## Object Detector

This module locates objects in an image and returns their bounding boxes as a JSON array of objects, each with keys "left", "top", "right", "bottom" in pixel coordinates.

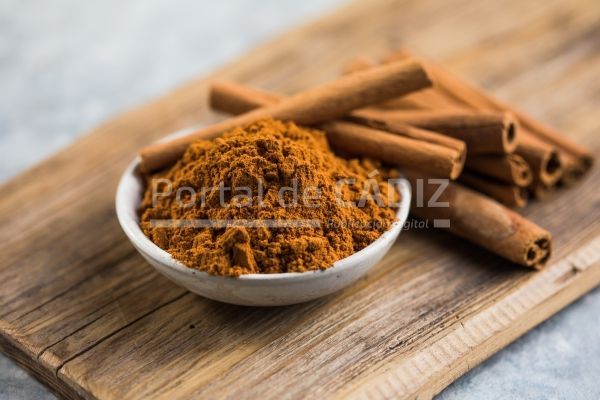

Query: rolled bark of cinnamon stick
[
  {"left": 378, "top": 51, "right": 587, "bottom": 188},
  {"left": 397, "top": 80, "right": 560, "bottom": 187},
  {"left": 209, "top": 82, "right": 282, "bottom": 116},
  {"left": 517, "top": 134, "right": 562, "bottom": 186},
  {"left": 417, "top": 64, "right": 564, "bottom": 186},
  {"left": 140, "top": 58, "right": 432, "bottom": 172},
  {"left": 465, "top": 154, "right": 533, "bottom": 187},
  {"left": 322, "top": 122, "right": 465, "bottom": 179},
  {"left": 348, "top": 114, "right": 466, "bottom": 154},
  {"left": 343, "top": 58, "right": 461, "bottom": 110},
  {"left": 352, "top": 108, "right": 518, "bottom": 155},
  {"left": 459, "top": 171, "right": 528, "bottom": 208},
  {"left": 406, "top": 172, "right": 551, "bottom": 269},
  {"left": 209, "top": 81, "right": 465, "bottom": 179},
  {"left": 381, "top": 88, "right": 464, "bottom": 110},
  {"left": 353, "top": 55, "right": 556, "bottom": 186},
  {"left": 523, "top": 124, "right": 590, "bottom": 186},
  {"left": 210, "top": 80, "right": 467, "bottom": 155},
  {"left": 422, "top": 58, "right": 592, "bottom": 182}
]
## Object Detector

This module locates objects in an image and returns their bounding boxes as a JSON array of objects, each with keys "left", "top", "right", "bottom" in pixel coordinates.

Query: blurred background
[{"left": 0, "top": 0, "right": 598, "bottom": 399}]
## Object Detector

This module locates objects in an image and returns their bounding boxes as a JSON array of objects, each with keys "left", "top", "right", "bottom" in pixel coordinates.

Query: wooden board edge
[
  {"left": 423, "top": 257, "right": 600, "bottom": 399},
  {"left": 0, "top": 320, "right": 85, "bottom": 400},
  {"left": 4, "top": 240, "right": 599, "bottom": 400},
  {"left": 341, "top": 235, "right": 600, "bottom": 399}
]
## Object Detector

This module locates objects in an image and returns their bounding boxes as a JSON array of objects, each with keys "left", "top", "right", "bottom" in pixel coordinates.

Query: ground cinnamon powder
[{"left": 140, "top": 119, "right": 400, "bottom": 276}]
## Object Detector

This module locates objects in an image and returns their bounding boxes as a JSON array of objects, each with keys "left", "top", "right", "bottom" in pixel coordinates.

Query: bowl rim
[{"left": 115, "top": 132, "right": 412, "bottom": 283}]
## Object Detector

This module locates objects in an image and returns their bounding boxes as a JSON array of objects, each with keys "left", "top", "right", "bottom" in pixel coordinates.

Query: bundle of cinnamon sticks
[
  {"left": 348, "top": 51, "right": 593, "bottom": 203},
  {"left": 138, "top": 54, "right": 593, "bottom": 270}
]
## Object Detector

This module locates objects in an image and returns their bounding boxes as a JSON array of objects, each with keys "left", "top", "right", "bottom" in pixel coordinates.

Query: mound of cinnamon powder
[{"left": 139, "top": 119, "right": 400, "bottom": 276}]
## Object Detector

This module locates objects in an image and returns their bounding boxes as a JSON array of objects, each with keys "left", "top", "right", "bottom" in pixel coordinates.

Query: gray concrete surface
[{"left": 0, "top": 1, "right": 598, "bottom": 399}]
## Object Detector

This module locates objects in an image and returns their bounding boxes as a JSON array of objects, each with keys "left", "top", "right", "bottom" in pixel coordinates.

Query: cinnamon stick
[
  {"left": 209, "top": 82, "right": 281, "bottom": 116},
  {"left": 459, "top": 171, "right": 528, "bottom": 208},
  {"left": 422, "top": 58, "right": 592, "bottom": 182},
  {"left": 517, "top": 134, "right": 562, "bottom": 186},
  {"left": 209, "top": 80, "right": 466, "bottom": 155},
  {"left": 465, "top": 154, "right": 533, "bottom": 187},
  {"left": 406, "top": 75, "right": 564, "bottom": 186},
  {"left": 419, "top": 71, "right": 563, "bottom": 186},
  {"left": 406, "top": 172, "right": 551, "bottom": 269},
  {"left": 396, "top": 87, "right": 560, "bottom": 186},
  {"left": 403, "top": 87, "right": 560, "bottom": 186},
  {"left": 210, "top": 81, "right": 465, "bottom": 179},
  {"left": 347, "top": 114, "right": 466, "bottom": 154},
  {"left": 379, "top": 51, "right": 578, "bottom": 187},
  {"left": 322, "top": 122, "right": 465, "bottom": 179},
  {"left": 343, "top": 57, "right": 460, "bottom": 110},
  {"left": 379, "top": 88, "right": 462, "bottom": 110},
  {"left": 352, "top": 108, "right": 518, "bottom": 155},
  {"left": 139, "top": 58, "right": 432, "bottom": 172}
]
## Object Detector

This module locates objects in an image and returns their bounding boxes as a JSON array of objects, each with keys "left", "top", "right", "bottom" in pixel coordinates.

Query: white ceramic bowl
[{"left": 116, "top": 130, "right": 411, "bottom": 306}]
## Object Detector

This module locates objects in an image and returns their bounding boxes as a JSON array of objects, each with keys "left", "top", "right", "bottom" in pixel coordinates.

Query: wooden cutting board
[{"left": 1, "top": 0, "right": 599, "bottom": 398}]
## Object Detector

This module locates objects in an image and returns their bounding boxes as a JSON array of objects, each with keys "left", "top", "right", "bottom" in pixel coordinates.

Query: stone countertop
[{"left": 0, "top": 0, "right": 598, "bottom": 398}]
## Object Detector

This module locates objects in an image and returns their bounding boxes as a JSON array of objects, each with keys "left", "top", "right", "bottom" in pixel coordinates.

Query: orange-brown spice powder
[{"left": 140, "top": 119, "right": 399, "bottom": 276}]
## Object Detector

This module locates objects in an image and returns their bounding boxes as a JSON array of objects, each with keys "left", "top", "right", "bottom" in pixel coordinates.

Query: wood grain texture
[{"left": 1, "top": 0, "right": 599, "bottom": 398}]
